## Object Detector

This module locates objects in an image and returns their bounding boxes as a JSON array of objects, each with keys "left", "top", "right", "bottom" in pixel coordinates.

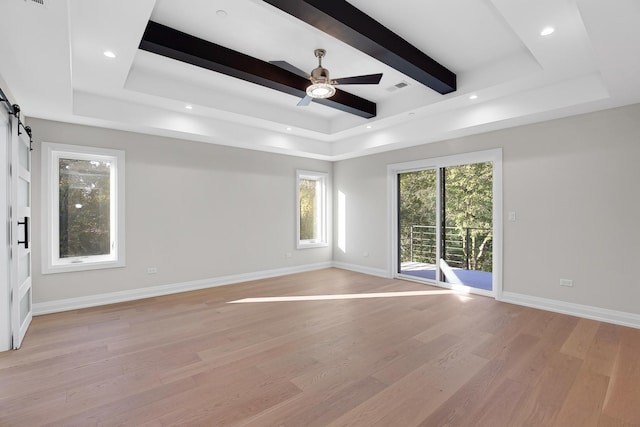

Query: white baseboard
[
  {"left": 33, "top": 262, "right": 333, "bottom": 316},
  {"left": 331, "top": 261, "right": 392, "bottom": 279},
  {"left": 501, "top": 291, "right": 640, "bottom": 329}
]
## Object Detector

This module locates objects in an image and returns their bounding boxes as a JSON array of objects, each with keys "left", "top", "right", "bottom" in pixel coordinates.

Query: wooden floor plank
[
  {"left": 510, "top": 351, "right": 583, "bottom": 426},
  {"left": 464, "top": 378, "right": 532, "bottom": 427},
  {"left": 602, "top": 327, "right": 640, "bottom": 425},
  {"left": 560, "top": 317, "right": 601, "bottom": 360},
  {"left": 0, "top": 268, "right": 638, "bottom": 426},
  {"left": 553, "top": 368, "right": 610, "bottom": 427},
  {"left": 584, "top": 322, "right": 621, "bottom": 377}
]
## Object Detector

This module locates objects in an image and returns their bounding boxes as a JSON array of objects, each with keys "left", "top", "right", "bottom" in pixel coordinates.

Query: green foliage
[
  {"left": 299, "top": 179, "right": 317, "bottom": 240},
  {"left": 59, "top": 158, "right": 111, "bottom": 258},
  {"left": 443, "top": 163, "right": 493, "bottom": 230},
  {"left": 399, "top": 170, "right": 437, "bottom": 264},
  {"left": 399, "top": 162, "right": 493, "bottom": 272},
  {"left": 444, "top": 163, "right": 493, "bottom": 271}
]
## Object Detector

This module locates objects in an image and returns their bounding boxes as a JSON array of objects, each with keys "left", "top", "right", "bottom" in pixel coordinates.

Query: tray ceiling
[{"left": 0, "top": 0, "right": 639, "bottom": 160}]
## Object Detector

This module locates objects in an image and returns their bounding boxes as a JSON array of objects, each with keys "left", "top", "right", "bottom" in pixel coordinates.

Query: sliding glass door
[
  {"left": 394, "top": 151, "right": 500, "bottom": 295},
  {"left": 398, "top": 169, "right": 438, "bottom": 281},
  {"left": 440, "top": 162, "right": 493, "bottom": 291}
]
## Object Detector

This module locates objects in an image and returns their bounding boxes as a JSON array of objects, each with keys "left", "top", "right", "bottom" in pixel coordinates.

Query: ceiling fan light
[{"left": 306, "top": 83, "right": 336, "bottom": 99}]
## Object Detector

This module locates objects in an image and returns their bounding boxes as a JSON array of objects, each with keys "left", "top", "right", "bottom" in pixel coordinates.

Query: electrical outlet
[
  {"left": 560, "top": 279, "right": 573, "bottom": 287},
  {"left": 147, "top": 267, "right": 158, "bottom": 274},
  {"left": 508, "top": 211, "right": 517, "bottom": 221},
  {"left": 285, "top": 252, "right": 292, "bottom": 258}
]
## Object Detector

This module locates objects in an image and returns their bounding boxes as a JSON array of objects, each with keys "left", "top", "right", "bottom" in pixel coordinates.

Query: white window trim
[
  {"left": 41, "top": 142, "right": 125, "bottom": 274},
  {"left": 296, "top": 170, "right": 328, "bottom": 249}
]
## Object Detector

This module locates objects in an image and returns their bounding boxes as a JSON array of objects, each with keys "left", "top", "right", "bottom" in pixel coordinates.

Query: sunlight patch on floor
[{"left": 228, "top": 289, "right": 472, "bottom": 304}]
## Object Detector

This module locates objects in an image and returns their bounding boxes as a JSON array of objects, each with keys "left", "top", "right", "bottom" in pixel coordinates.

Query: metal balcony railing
[{"left": 401, "top": 225, "right": 493, "bottom": 271}]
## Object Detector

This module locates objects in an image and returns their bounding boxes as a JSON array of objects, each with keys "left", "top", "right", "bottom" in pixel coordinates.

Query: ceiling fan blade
[
  {"left": 333, "top": 73, "right": 383, "bottom": 85},
  {"left": 297, "top": 94, "right": 313, "bottom": 106},
  {"left": 270, "top": 61, "right": 309, "bottom": 78}
]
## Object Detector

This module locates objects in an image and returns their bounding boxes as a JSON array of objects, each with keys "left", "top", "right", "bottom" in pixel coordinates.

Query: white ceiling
[{"left": 1, "top": 0, "right": 639, "bottom": 160}]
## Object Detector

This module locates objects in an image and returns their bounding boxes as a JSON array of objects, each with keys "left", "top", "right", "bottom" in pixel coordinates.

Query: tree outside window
[
  {"left": 297, "top": 170, "right": 327, "bottom": 248},
  {"left": 58, "top": 158, "right": 111, "bottom": 258}
]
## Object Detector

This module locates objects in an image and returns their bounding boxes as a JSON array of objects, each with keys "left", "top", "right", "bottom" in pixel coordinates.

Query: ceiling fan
[{"left": 272, "top": 49, "right": 383, "bottom": 107}]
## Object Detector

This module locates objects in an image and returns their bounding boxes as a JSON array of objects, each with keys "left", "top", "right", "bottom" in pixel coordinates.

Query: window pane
[
  {"left": 299, "top": 178, "right": 317, "bottom": 241},
  {"left": 296, "top": 170, "right": 327, "bottom": 249},
  {"left": 18, "top": 251, "right": 30, "bottom": 286},
  {"left": 19, "top": 139, "right": 30, "bottom": 171},
  {"left": 20, "top": 288, "right": 30, "bottom": 325},
  {"left": 58, "top": 158, "right": 111, "bottom": 258},
  {"left": 18, "top": 177, "right": 29, "bottom": 208}
]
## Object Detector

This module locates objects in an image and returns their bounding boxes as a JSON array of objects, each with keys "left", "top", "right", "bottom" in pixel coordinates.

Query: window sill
[
  {"left": 41, "top": 259, "right": 125, "bottom": 275},
  {"left": 297, "top": 242, "right": 329, "bottom": 249}
]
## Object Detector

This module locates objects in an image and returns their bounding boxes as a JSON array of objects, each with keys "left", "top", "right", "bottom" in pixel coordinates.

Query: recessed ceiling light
[
  {"left": 469, "top": 94, "right": 478, "bottom": 100},
  {"left": 408, "top": 112, "right": 416, "bottom": 116},
  {"left": 103, "top": 50, "right": 116, "bottom": 59},
  {"left": 185, "top": 105, "right": 193, "bottom": 110},
  {"left": 216, "top": 9, "right": 228, "bottom": 17},
  {"left": 286, "top": 127, "right": 292, "bottom": 131},
  {"left": 366, "top": 125, "right": 372, "bottom": 129},
  {"left": 540, "top": 26, "right": 555, "bottom": 36}
]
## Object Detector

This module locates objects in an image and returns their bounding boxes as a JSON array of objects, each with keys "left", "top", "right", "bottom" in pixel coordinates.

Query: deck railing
[{"left": 402, "top": 225, "right": 493, "bottom": 271}]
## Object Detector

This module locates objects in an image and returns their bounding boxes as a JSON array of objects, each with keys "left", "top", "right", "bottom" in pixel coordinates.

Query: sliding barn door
[{"left": 9, "top": 116, "right": 32, "bottom": 349}]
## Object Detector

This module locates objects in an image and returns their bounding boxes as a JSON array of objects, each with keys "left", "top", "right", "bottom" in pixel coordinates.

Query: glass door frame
[{"left": 388, "top": 149, "right": 503, "bottom": 299}]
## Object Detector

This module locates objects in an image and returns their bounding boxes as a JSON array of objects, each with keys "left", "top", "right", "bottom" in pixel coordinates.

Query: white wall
[
  {"left": 333, "top": 103, "right": 640, "bottom": 315},
  {"left": 30, "top": 119, "right": 332, "bottom": 304}
]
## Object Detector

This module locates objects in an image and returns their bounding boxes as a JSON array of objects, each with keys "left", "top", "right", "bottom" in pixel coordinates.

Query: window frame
[
  {"left": 296, "top": 170, "right": 328, "bottom": 249},
  {"left": 41, "top": 142, "right": 125, "bottom": 274}
]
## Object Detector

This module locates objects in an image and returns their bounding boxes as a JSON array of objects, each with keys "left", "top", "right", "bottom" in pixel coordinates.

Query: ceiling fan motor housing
[{"left": 310, "top": 66, "right": 331, "bottom": 84}]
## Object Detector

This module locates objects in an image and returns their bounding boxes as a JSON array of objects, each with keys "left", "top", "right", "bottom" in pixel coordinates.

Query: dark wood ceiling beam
[
  {"left": 262, "top": 0, "right": 457, "bottom": 94},
  {"left": 139, "top": 21, "right": 377, "bottom": 119}
]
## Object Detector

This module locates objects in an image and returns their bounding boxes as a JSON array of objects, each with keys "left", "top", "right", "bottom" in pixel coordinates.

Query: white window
[
  {"left": 297, "top": 170, "right": 328, "bottom": 249},
  {"left": 41, "top": 143, "right": 125, "bottom": 274}
]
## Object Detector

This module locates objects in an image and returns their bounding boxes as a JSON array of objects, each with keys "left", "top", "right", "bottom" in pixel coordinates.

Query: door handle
[{"left": 18, "top": 217, "right": 29, "bottom": 249}]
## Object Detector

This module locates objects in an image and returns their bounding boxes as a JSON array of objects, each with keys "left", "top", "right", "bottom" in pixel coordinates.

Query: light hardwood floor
[{"left": 1, "top": 268, "right": 639, "bottom": 426}]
